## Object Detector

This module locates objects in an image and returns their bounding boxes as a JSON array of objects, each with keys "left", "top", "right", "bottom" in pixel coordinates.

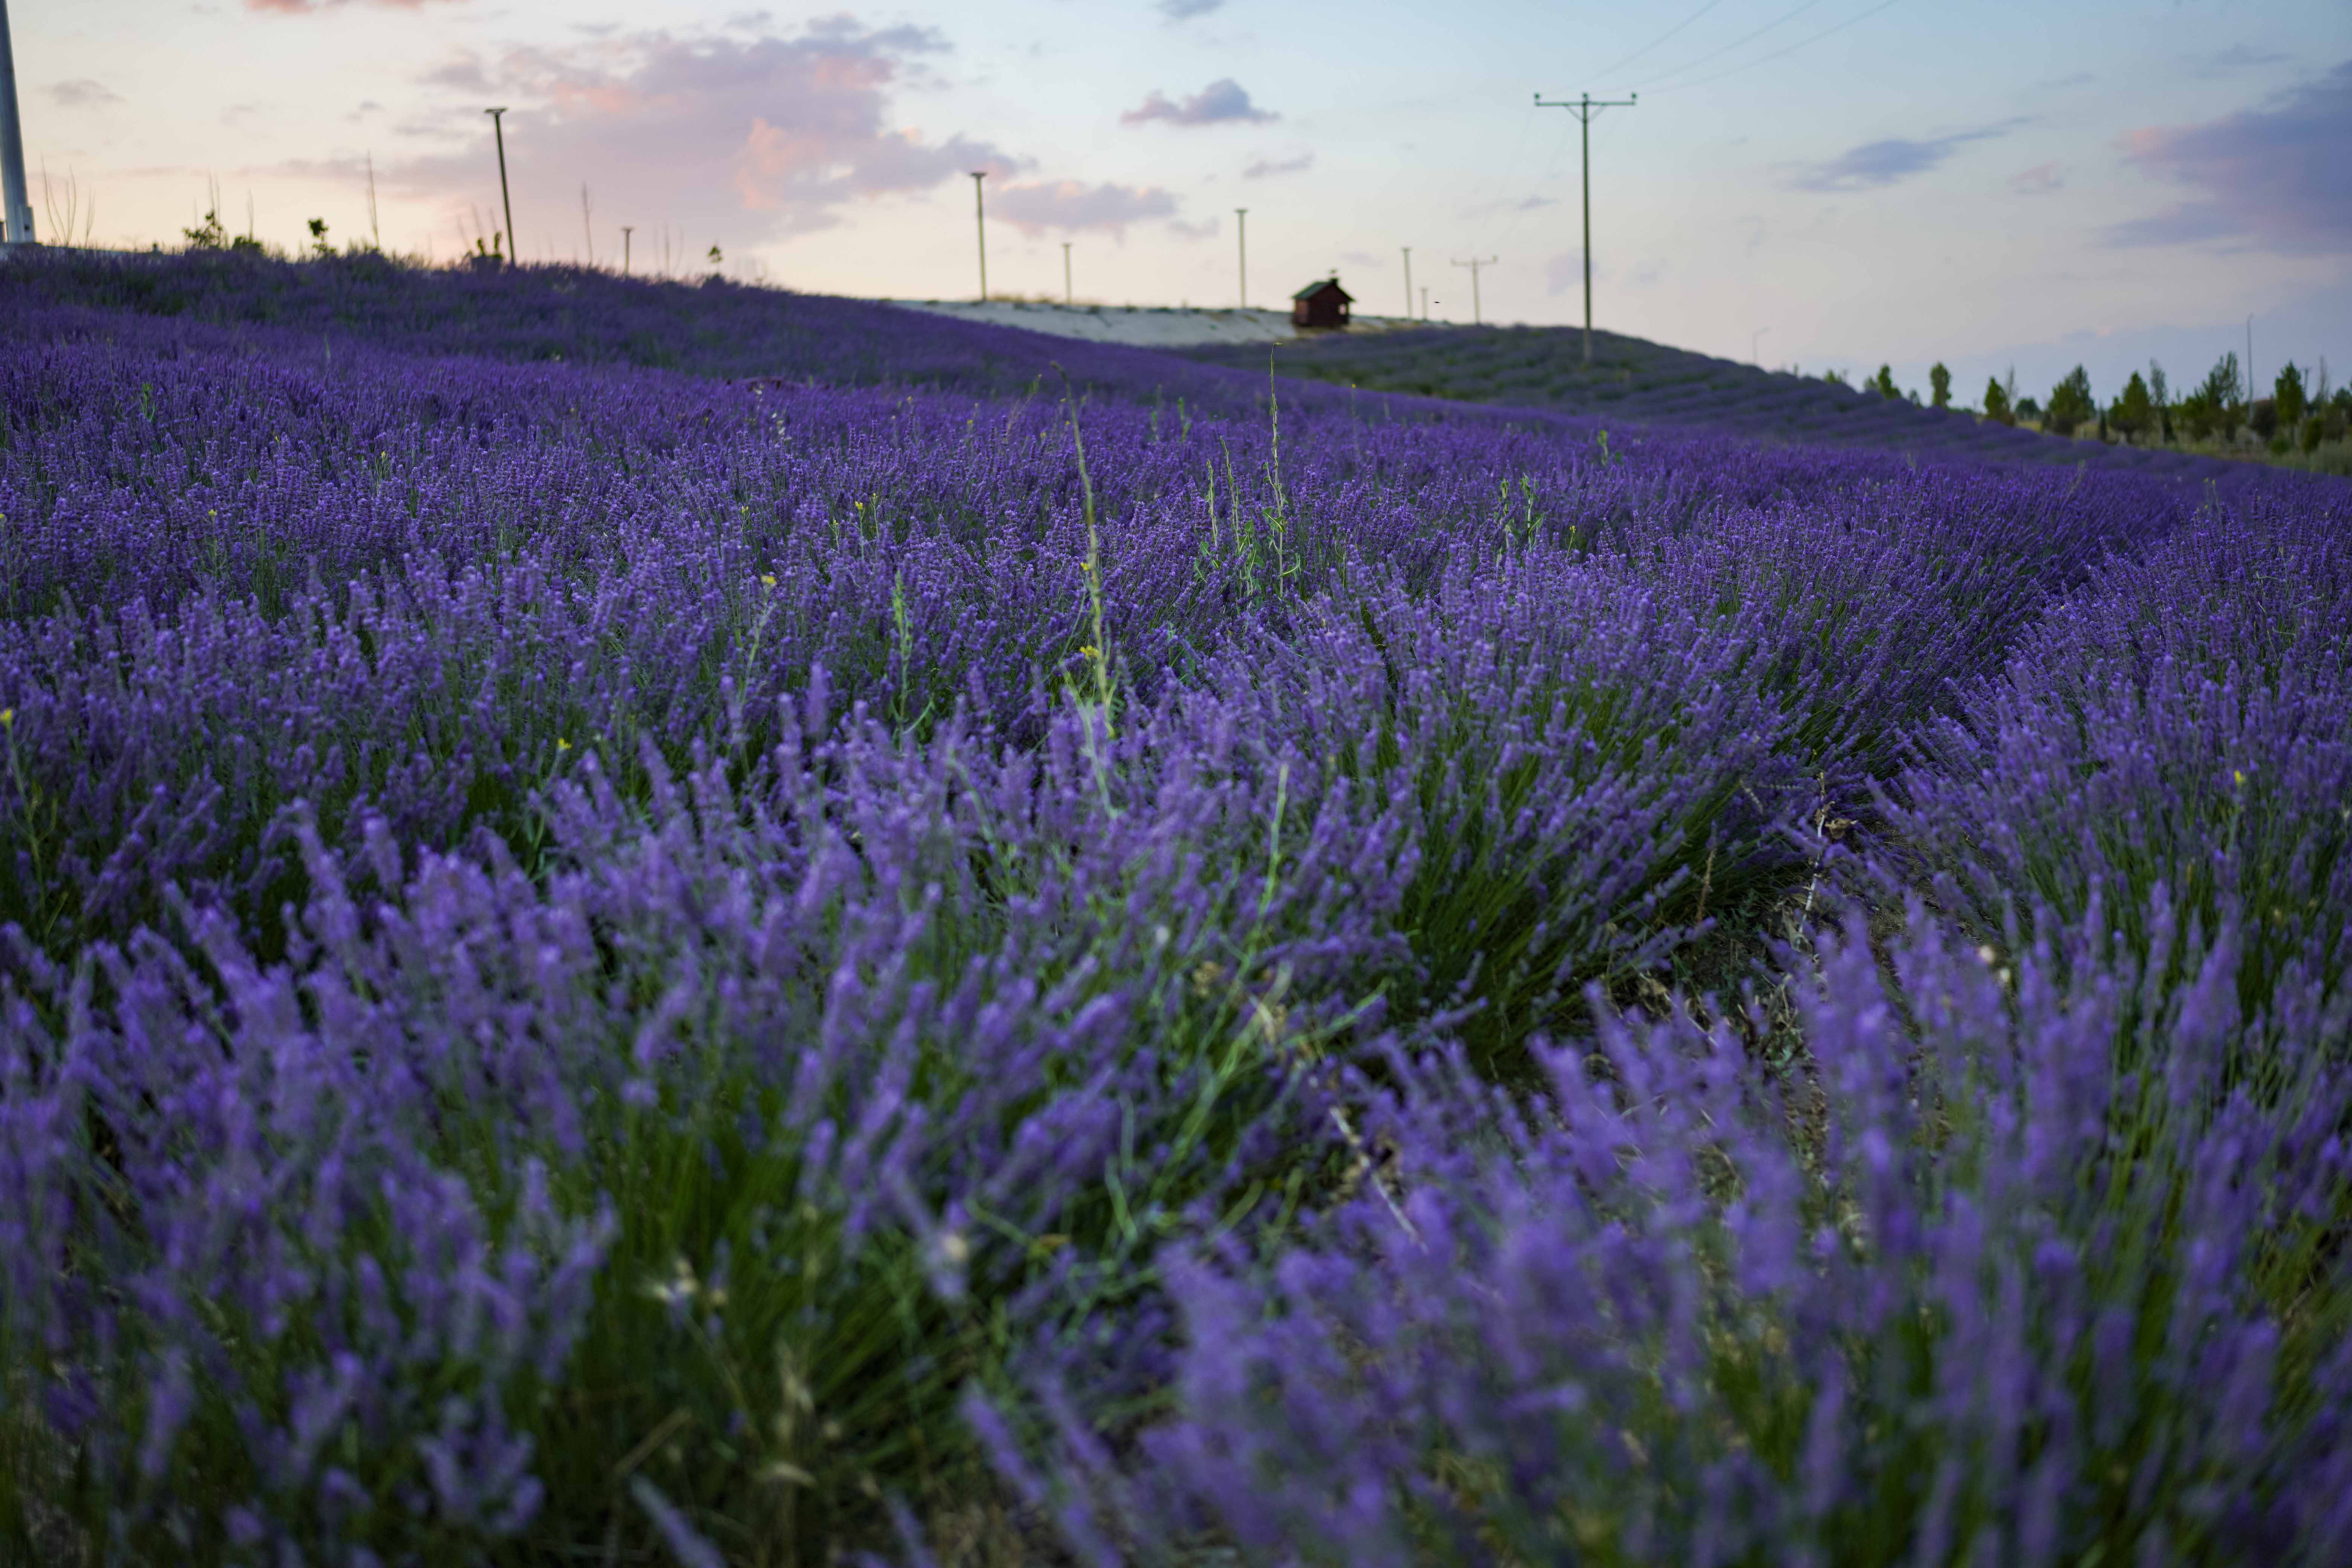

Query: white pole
[{"left": 0, "top": 0, "right": 35, "bottom": 245}]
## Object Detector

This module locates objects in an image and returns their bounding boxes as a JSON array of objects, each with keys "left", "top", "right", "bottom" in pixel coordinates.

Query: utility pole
[
  {"left": 970, "top": 171, "right": 988, "bottom": 302},
  {"left": 0, "top": 0, "right": 34, "bottom": 245},
  {"left": 621, "top": 226, "right": 634, "bottom": 274},
  {"left": 1062, "top": 240, "right": 1072, "bottom": 305},
  {"left": 1235, "top": 208, "right": 1248, "bottom": 308},
  {"left": 2246, "top": 314, "right": 2254, "bottom": 403},
  {"left": 1534, "top": 90, "right": 1637, "bottom": 364},
  {"left": 1401, "top": 246, "right": 1413, "bottom": 320},
  {"left": 1451, "top": 256, "right": 1496, "bottom": 325},
  {"left": 1420, "top": 285, "right": 1429, "bottom": 321},
  {"left": 484, "top": 107, "right": 515, "bottom": 265}
]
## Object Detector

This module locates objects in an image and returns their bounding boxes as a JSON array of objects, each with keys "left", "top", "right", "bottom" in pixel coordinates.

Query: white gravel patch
[{"left": 875, "top": 298, "right": 1429, "bottom": 349}]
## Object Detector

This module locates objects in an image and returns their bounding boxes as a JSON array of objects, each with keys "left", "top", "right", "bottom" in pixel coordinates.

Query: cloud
[
  {"left": 1121, "top": 78, "right": 1277, "bottom": 128},
  {"left": 247, "top": 0, "right": 463, "bottom": 12},
  {"left": 1158, "top": 0, "right": 1223, "bottom": 17},
  {"left": 2009, "top": 161, "right": 2063, "bottom": 195},
  {"left": 44, "top": 79, "right": 123, "bottom": 108},
  {"left": 1460, "top": 194, "right": 1555, "bottom": 217},
  {"left": 988, "top": 180, "right": 1176, "bottom": 237},
  {"left": 2109, "top": 61, "right": 2352, "bottom": 254},
  {"left": 1243, "top": 152, "right": 1312, "bottom": 180},
  {"left": 1788, "top": 119, "right": 2023, "bottom": 191},
  {"left": 2191, "top": 44, "right": 2286, "bottom": 79},
  {"left": 389, "top": 23, "right": 1013, "bottom": 249},
  {"left": 1168, "top": 215, "right": 1220, "bottom": 240}
]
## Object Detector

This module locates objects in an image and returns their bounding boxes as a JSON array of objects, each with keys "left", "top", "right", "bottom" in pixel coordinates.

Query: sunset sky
[{"left": 16, "top": 0, "right": 2349, "bottom": 403}]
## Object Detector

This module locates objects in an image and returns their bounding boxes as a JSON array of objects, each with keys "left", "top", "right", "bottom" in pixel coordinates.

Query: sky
[{"left": 15, "top": 0, "right": 2351, "bottom": 404}]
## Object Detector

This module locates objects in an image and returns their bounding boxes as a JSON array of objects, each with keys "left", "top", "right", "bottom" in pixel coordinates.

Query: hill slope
[{"left": 1185, "top": 323, "right": 2214, "bottom": 474}]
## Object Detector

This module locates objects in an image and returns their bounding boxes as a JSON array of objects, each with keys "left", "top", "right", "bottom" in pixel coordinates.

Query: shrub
[{"left": 2044, "top": 365, "right": 2094, "bottom": 437}]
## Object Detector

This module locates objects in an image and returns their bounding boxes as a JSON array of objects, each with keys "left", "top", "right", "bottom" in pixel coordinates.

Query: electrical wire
[
  {"left": 1643, "top": 0, "right": 1908, "bottom": 95},
  {"left": 1587, "top": 0, "right": 1732, "bottom": 82},
  {"left": 1633, "top": 0, "right": 1831, "bottom": 91}
]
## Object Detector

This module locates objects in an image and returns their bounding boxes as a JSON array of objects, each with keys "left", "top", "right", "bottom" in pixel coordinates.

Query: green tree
[
  {"left": 2176, "top": 387, "right": 2215, "bottom": 441},
  {"left": 1982, "top": 377, "right": 2014, "bottom": 425},
  {"left": 1929, "top": 362, "right": 1952, "bottom": 408},
  {"left": 2148, "top": 361, "right": 2172, "bottom": 442},
  {"left": 2045, "top": 364, "right": 2095, "bottom": 436},
  {"left": 1869, "top": 363, "right": 1900, "bottom": 398},
  {"left": 306, "top": 217, "right": 333, "bottom": 259},
  {"left": 2200, "top": 352, "right": 2243, "bottom": 418},
  {"left": 2275, "top": 362, "right": 2308, "bottom": 427},
  {"left": 182, "top": 207, "right": 228, "bottom": 250},
  {"left": 2111, "top": 371, "right": 2153, "bottom": 444}
]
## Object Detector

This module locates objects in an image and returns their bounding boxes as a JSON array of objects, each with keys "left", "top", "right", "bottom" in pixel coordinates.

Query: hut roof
[{"left": 1291, "top": 278, "right": 1352, "bottom": 303}]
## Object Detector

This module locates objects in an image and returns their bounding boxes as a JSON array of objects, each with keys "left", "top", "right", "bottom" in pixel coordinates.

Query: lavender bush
[{"left": 2, "top": 250, "right": 2347, "bottom": 1563}]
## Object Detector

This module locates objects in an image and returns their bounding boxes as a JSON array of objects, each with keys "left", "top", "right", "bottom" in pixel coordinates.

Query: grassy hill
[{"left": 1186, "top": 322, "right": 2216, "bottom": 474}]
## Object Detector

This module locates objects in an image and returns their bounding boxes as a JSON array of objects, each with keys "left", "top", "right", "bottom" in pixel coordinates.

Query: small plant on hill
[
  {"left": 1868, "top": 364, "right": 1900, "bottom": 398},
  {"left": 1981, "top": 375, "right": 2014, "bottom": 425},
  {"left": 1929, "top": 361, "right": 1951, "bottom": 408},
  {"left": 2201, "top": 352, "right": 2247, "bottom": 440},
  {"left": 2110, "top": 370, "right": 2153, "bottom": 444},
  {"left": 182, "top": 207, "right": 228, "bottom": 250},
  {"left": 305, "top": 217, "right": 334, "bottom": 259},
  {"left": 2044, "top": 364, "right": 2094, "bottom": 436},
  {"left": 2274, "top": 361, "right": 2308, "bottom": 429}
]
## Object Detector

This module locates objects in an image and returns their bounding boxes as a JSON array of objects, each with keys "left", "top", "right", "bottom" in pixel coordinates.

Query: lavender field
[{"left": 2, "top": 251, "right": 2350, "bottom": 1566}]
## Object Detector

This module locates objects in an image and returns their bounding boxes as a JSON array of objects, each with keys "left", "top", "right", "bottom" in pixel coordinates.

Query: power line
[
  {"left": 1534, "top": 91, "right": 1637, "bottom": 364},
  {"left": 1590, "top": 0, "right": 1732, "bottom": 81},
  {"left": 1634, "top": 0, "right": 1830, "bottom": 91},
  {"left": 1643, "top": 0, "right": 1908, "bottom": 95}
]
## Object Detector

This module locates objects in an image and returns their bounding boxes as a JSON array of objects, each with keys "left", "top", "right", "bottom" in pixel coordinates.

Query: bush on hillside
[{"left": 2044, "top": 364, "right": 2095, "bottom": 436}]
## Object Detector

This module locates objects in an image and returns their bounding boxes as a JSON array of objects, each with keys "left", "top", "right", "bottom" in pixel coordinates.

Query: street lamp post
[
  {"left": 484, "top": 107, "right": 515, "bottom": 264},
  {"left": 1235, "top": 208, "right": 1247, "bottom": 308},
  {"left": 971, "top": 171, "right": 988, "bottom": 303},
  {"left": 0, "top": 0, "right": 36, "bottom": 245}
]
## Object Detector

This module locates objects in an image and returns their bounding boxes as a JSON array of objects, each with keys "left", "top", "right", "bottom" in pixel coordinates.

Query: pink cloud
[
  {"left": 387, "top": 23, "right": 1016, "bottom": 251},
  {"left": 987, "top": 181, "right": 1178, "bottom": 237}
]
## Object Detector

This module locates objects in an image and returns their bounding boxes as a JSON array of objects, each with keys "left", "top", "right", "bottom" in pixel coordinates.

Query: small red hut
[{"left": 1291, "top": 276, "right": 1352, "bottom": 330}]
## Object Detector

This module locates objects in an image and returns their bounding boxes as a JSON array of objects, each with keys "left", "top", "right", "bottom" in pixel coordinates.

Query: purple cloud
[
  {"left": 390, "top": 24, "right": 1014, "bottom": 249},
  {"left": 2009, "top": 161, "right": 2063, "bottom": 194},
  {"left": 44, "top": 79, "right": 122, "bottom": 107},
  {"left": 1789, "top": 121, "right": 2021, "bottom": 192},
  {"left": 988, "top": 180, "right": 1177, "bottom": 237},
  {"left": 1121, "top": 79, "right": 1277, "bottom": 128},
  {"left": 1243, "top": 153, "right": 1313, "bottom": 179},
  {"left": 2110, "top": 61, "right": 2352, "bottom": 254}
]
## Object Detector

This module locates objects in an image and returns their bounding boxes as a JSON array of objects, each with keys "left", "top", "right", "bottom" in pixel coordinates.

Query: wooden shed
[{"left": 1291, "top": 276, "right": 1352, "bottom": 330}]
